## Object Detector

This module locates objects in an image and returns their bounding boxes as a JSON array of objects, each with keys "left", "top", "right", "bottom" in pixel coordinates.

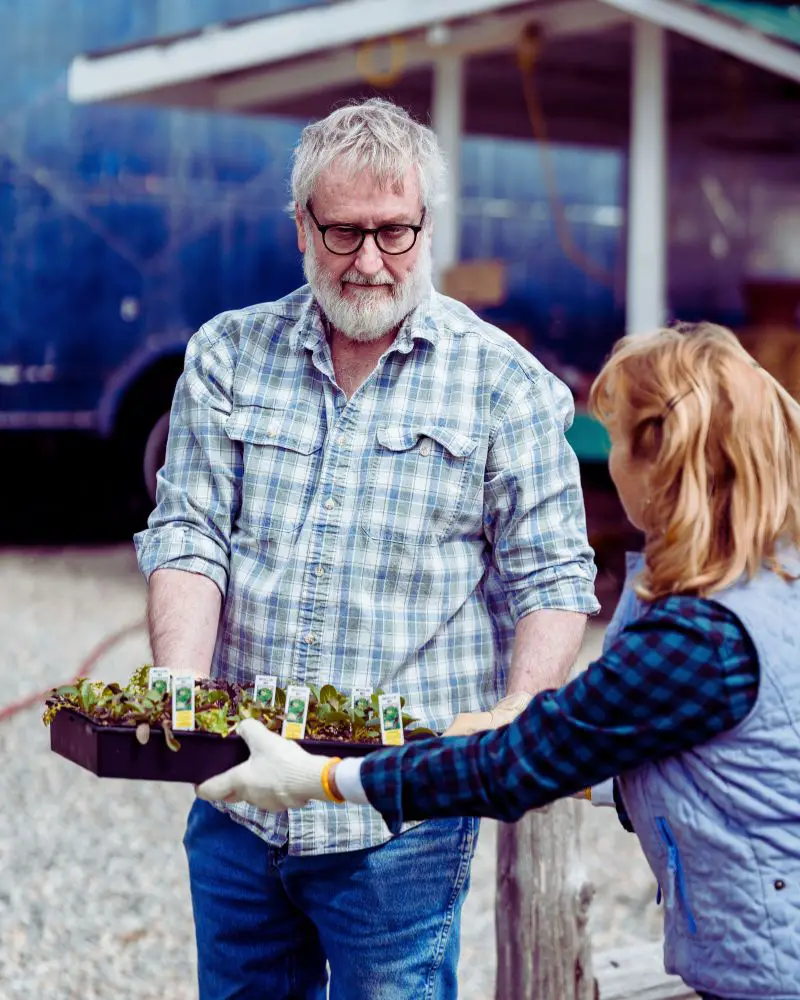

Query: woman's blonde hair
[{"left": 589, "top": 321, "right": 800, "bottom": 599}]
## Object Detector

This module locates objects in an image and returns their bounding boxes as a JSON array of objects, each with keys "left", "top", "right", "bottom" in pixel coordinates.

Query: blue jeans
[{"left": 183, "top": 800, "right": 480, "bottom": 1000}]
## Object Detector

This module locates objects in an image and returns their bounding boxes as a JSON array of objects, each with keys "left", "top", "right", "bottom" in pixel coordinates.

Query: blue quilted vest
[{"left": 605, "top": 553, "right": 800, "bottom": 998}]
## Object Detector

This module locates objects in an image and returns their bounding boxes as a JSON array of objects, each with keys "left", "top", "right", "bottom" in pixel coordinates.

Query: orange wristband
[{"left": 320, "top": 757, "right": 345, "bottom": 803}]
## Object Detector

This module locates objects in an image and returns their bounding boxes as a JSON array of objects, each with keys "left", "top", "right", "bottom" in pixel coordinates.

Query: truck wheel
[{"left": 142, "top": 411, "right": 171, "bottom": 504}]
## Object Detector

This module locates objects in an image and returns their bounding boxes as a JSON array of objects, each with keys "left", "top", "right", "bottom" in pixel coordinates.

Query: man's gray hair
[{"left": 290, "top": 98, "right": 447, "bottom": 213}]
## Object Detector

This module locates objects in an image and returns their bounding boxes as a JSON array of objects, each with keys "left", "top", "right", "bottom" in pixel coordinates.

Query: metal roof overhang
[{"left": 67, "top": 0, "right": 800, "bottom": 150}]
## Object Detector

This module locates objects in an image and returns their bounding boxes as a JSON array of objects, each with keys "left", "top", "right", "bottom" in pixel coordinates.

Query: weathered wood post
[{"left": 496, "top": 799, "right": 596, "bottom": 999}]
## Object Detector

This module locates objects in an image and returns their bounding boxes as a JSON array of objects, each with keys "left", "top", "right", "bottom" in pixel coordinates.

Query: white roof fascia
[
  {"left": 599, "top": 0, "right": 800, "bottom": 85},
  {"left": 67, "top": 0, "right": 800, "bottom": 109},
  {"left": 215, "top": 2, "right": 625, "bottom": 111},
  {"left": 68, "top": 0, "right": 530, "bottom": 104}
]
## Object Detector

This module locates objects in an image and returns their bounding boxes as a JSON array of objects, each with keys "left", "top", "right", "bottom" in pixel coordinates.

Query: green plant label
[
  {"left": 282, "top": 685, "right": 310, "bottom": 740},
  {"left": 253, "top": 674, "right": 277, "bottom": 708},
  {"left": 351, "top": 686, "right": 373, "bottom": 716},
  {"left": 172, "top": 674, "right": 196, "bottom": 731},
  {"left": 148, "top": 667, "right": 171, "bottom": 698},
  {"left": 378, "top": 693, "right": 404, "bottom": 746}
]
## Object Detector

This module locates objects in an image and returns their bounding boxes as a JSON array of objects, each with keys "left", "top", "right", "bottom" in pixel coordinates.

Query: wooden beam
[{"left": 594, "top": 941, "right": 698, "bottom": 999}]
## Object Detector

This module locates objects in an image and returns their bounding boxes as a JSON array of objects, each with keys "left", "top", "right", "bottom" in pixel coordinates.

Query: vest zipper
[{"left": 655, "top": 816, "right": 698, "bottom": 934}]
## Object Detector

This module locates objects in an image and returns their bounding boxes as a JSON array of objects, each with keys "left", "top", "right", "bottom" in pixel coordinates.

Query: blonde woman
[{"left": 199, "top": 323, "right": 800, "bottom": 1000}]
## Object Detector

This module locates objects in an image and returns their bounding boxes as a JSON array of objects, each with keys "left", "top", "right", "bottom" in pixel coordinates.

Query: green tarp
[{"left": 694, "top": 1, "right": 800, "bottom": 48}]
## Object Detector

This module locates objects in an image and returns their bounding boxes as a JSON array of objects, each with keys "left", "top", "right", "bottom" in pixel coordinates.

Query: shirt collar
[
  {"left": 289, "top": 287, "right": 327, "bottom": 353},
  {"left": 288, "top": 283, "right": 441, "bottom": 354}
]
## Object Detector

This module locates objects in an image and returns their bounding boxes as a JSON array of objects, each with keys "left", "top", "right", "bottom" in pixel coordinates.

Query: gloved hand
[
  {"left": 195, "top": 718, "right": 330, "bottom": 811},
  {"left": 443, "top": 691, "right": 534, "bottom": 737}
]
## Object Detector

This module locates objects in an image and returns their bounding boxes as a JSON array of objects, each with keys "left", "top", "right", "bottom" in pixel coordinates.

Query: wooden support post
[{"left": 495, "top": 799, "right": 595, "bottom": 999}]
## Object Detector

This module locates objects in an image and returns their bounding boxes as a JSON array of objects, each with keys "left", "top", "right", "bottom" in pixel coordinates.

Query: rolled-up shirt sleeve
[
  {"left": 134, "top": 318, "right": 240, "bottom": 597},
  {"left": 485, "top": 368, "right": 599, "bottom": 621}
]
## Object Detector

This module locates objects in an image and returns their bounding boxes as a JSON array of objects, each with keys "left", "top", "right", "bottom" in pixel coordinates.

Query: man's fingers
[
  {"left": 196, "top": 762, "right": 250, "bottom": 803},
  {"left": 442, "top": 713, "right": 487, "bottom": 737}
]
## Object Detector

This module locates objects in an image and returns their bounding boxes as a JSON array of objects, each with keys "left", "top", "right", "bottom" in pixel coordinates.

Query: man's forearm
[
  {"left": 507, "top": 608, "right": 587, "bottom": 695},
  {"left": 147, "top": 568, "right": 222, "bottom": 678}
]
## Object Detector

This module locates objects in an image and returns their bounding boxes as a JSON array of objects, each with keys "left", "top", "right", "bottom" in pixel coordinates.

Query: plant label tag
[
  {"left": 172, "top": 675, "right": 196, "bottom": 731},
  {"left": 253, "top": 674, "right": 277, "bottom": 708},
  {"left": 378, "top": 693, "right": 404, "bottom": 746},
  {"left": 282, "top": 685, "right": 310, "bottom": 740},
  {"left": 148, "top": 667, "right": 171, "bottom": 697},
  {"left": 351, "top": 687, "right": 373, "bottom": 717}
]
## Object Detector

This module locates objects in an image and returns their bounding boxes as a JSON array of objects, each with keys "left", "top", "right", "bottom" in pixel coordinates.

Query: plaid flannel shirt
[
  {"left": 359, "top": 597, "right": 758, "bottom": 833},
  {"left": 134, "top": 284, "right": 598, "bottom": 855}
]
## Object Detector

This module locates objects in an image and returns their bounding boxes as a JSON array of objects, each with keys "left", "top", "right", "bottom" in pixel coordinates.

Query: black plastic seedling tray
[{"left": 50, "top": 708, "right": 432, "bottom": 784}]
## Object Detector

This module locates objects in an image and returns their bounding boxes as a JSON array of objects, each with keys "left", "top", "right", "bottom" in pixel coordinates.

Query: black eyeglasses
[{"left": 305, "top": 202, "right": 425, "bottom": 256}]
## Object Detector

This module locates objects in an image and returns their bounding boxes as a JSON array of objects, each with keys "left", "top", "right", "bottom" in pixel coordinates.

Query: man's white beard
[{"left": 304, "top": 236, "right": 432, "bottom": 344}]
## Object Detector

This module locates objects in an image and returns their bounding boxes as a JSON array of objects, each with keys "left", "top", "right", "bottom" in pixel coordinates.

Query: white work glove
[
  {"left": 443, "top": 691, "right": 534, "bottom": 737},
  {"left": 196, "top": 719, "right": 330, "bottom": 811}
]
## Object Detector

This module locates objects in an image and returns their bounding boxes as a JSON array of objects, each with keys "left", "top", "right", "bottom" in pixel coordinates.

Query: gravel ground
[{"left": 0, "top": 546, "right": 662, "bottom": 1000}]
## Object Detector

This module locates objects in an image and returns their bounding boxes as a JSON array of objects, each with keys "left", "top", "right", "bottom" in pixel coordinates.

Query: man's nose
[{"left": 354, "top": 235, "right": 384, "bottom": 276}]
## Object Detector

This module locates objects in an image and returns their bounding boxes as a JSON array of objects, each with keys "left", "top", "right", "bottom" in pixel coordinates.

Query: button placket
[{"left": 296, "top": 411, "right": 357, "bottom": 685}]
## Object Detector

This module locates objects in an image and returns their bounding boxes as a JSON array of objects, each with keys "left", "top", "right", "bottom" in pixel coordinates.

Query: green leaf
[
  {"left": 319, "top": 684, "right": 339, "bottom": 707},
  {"left": 197, "top": 708, "right": 233, "bottom": 736},
  {"left": 324, "top": 710, "right": 352, "bottom": 724}
]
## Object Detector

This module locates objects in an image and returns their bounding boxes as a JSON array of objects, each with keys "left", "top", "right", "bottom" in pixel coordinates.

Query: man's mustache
[{"left": 340, "top": 271, "right": 395, "bottom": 287}]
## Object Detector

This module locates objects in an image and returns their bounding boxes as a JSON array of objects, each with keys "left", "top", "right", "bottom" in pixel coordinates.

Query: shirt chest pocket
[
  {"left": 225, "top": 405, "right": 326, "bottom": 538},
  {"left": 361, "top": 424, "right": 480, "bottom": 545}
]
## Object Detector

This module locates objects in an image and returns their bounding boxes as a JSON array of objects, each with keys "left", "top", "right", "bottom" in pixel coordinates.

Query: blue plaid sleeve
[
  {"left": 134, "top": 317, "right": 240, "bottom": 596},
  {"left": 359, "top": 597, "right": 758, "bottom": 832},
  {"left": 485, "top": 370, "right": 598, "bottom": 619}
]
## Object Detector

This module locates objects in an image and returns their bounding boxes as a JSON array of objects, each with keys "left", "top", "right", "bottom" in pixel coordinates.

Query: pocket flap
[
  {"left": 225, "top": 406, "right": 324, "bottom": 455},
  {"left": 376, "top": 424, "right": 477, "bottom": 458}
]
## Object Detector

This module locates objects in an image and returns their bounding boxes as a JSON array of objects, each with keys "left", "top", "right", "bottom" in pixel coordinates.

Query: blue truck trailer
[
  {"left": 0, "top": 0, "right": 630, "bottom": 515},
  {"left": 12, "top": 0, "right": 789, "bottom": 534}
]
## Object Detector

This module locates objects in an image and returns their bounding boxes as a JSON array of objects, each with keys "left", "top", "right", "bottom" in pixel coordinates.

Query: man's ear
[{"left": 295, "top": 204, "right": 307, "bottom": 253}]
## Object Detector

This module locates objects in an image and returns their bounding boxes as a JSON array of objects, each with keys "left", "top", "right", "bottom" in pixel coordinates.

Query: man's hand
[
  {"left": 195, "top": 719, "right": 329, "bottom": 811},
  {"left": 443, "top": 692, "right": 534, "bottom": 737}
]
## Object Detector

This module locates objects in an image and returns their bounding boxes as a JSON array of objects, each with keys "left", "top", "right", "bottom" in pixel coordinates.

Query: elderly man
[{"left": 135, "top": 97, "right": 598, "bottom": 1000}]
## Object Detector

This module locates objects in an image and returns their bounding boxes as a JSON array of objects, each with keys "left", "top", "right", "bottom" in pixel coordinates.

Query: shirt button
[
  {"left": 267, "top": 421, "right": 279, "bottom": 437},
  {"left": 337, "top": 434, "right": 346, "bottom": 446},
  {"left": 315, "top": 566, "right": 325, "bottom": 578},
  {"left": 323, "top": 498, "right": 335, "bottom": 510},
  {"left": 420, "top": 444, "right": 431, "bottom": 457},
  {"left": 304, "top": 633, "right": 316, "bottom": 645}
]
